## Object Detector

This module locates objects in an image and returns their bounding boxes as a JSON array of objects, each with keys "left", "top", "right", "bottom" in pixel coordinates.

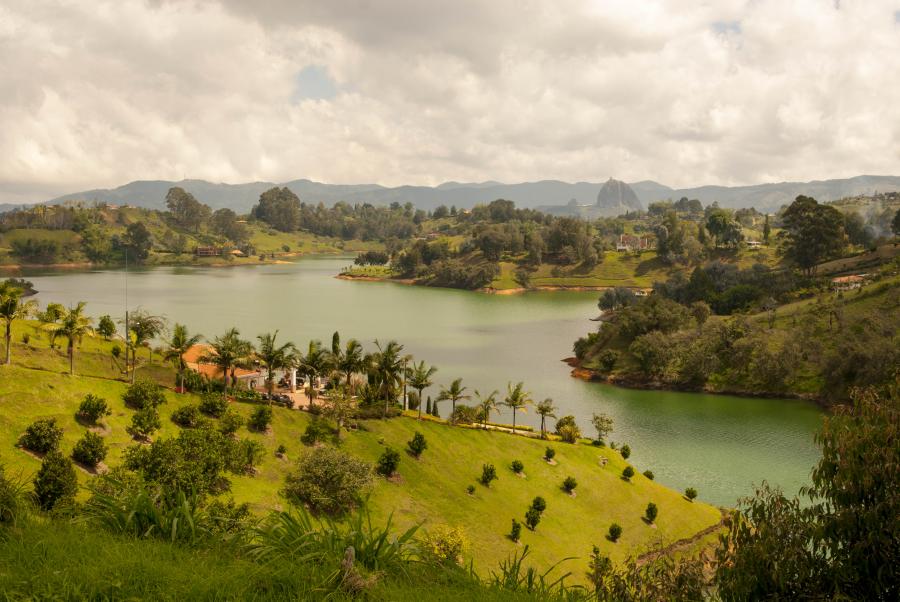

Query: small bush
[
  {"left": 525, "top": 507, "right": 541, "bottom": 531},
  {"left": 377, "top": 447, "right": 401, "bottom": 477},
  {"left": 20, "top": 418, "right": 63, "bottom": 454},
  {"left": 643, "top": 470, "right": 655, "bottom": 480},
  {"left": 685, "top": 487, "right": 698, "bottom": 501},
  {"left": 198, "top": 393, "right": 228, "bottom": 418},
  {"left": 126, "top": 407, "right": 161, "bottom": 440},
  {"left": 33, "top": 450, "right": 77, "bottom": 510},
  {"left": 219, "top": 409, "right": 244, "bottom": 435},
  {"left": 422, "top": 525, "right": 469, "bottom": 565},
  {"left": 558, "top": 424, "right": 580, "bottom": 443},
  {"left": 76, "top": 394, "right": 111, "bottom": 424},
  {"left": 479, "top": 463, "right": 497, "bottom": 486},
  {"left": 407, "top": 431, "right": 428, "bottom": 457},
  {"left": 645, "top": 502, "right": 658, "bottom": 523},
  {"left": 620, "top": 444, "right": 631, "bottom": 459},
  {"left": 622, "top": 466, "right": 635, "bottom": 481},
  {"left": 282, "top": 446, "right": 373, "bottom": 515},
  {"left": 171, "top": 404, "right": 202, "bottom": 428},
  {"left": 608, "top": 523, "right": 622, "bottom": 542},
  {"left": 248, "top": 405, "right": 273, "bottom": 432},
  {"left": 466, "top": 484, "right": 475, "bottom": 495},
  {"left": 123, "top": 379, "right": 167, "bottom": 410},
  {"left": 71, "top": 431, "right": 107, "bottom": 468},
  {"left": 510, "top": 519, "right": 522, "bottom": 542},
  {"left": 563, "top": 476, "right": 578, "bottom": 493},
  {"left": 300, "top": 419, "right": 330, "bottom": 446},
  {"left": 229, "top": 439, "right": 265, "bottom": 474},
  {"left": 544, "top": 447, "right": 556, "bottom": 461},
  {"left": 511, "top": 459, "right": 524, "bottom": 474},
  {"left": 530, "top": 496, "right": 546, "bottom": 513},
  {"left": 275, "top": 444, "right": 287, "bottom": 457}
]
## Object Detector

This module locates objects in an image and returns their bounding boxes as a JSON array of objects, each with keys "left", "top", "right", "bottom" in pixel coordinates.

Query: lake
[{"left": 20, "top": 256, "right": 822, "bottom": 507}]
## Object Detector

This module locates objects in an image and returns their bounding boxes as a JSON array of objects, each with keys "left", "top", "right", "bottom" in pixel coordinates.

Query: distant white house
[
  {"left": 746, "top": 240, "right": 763, "bottom": 249},
  {"left": 616, "top": 234, "right": 654, "bottom": 252}
]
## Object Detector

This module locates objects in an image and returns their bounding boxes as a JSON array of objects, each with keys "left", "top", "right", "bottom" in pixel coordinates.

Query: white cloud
[{"left": 1, "top": 0, "right": 899, "bottom": 202}]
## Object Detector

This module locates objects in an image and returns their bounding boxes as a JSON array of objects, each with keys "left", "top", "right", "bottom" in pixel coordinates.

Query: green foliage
[
  {"left": 597, "top": 349, "right": 618, "bottom": 372},
  {"left": 622, "top": 466, "right": 635, "bottom": 481},
  {"left": 33, "top": 450, "right": 77, "bottom": 510},
  {"left": 248, "top": 405, "right": 273, "bottom": 432},
  {"left": 127, "top": 406, "right": 161, "bottom": 440},
  {"left": 85, "top": 484, "right": 208, "bottom": 544},
  {"left": 511, "top": 459, "right": 524, "bottom": 474},
  {"left": 643, "top": 470, "right": 655, "bottom": 480},
  {"left": 544, "top": 447, "right": 556, "bottom": 461},
  {"left": 281, "top": 446, "right": 373, "bottom": 516},
  {"left": 779, "top": 195, "right": 846, "bottom": 274},
  {"left": 76, "top": 394, "right": 111, "bottom": 425},
  {"left": 587, "top": 544, "right": 705, "bottom": 599},
  {"left": 607, "top": 523, "right": 622, "bottom": 542},
  {"left": 19, "top": 418, "right": 63, "bottom": 454},
  {"left": 198, "top": 393, "right": 228, "bottom": 418},
  {"left": 685, "top": 487, "right": 697, "bottom": 501},
  {"left": 466, "top": 484, "right": 475, "bottom": 495},
  {"left": 300, "top": 419, "right": 331, "bottom": 446},
  {"left": 479, "top": 463, "right": 497, "bottom": 486},
  {"left": 97, "top": 315, "right": 116, "bottom": 339},
  {"left": 218, "top": 409, "right": 244, "bottom": 436},
  {"left": 530, "top": 496, "right": 547, "bottom": 514},
  {"left": 591, "top": 412, "right": 613, "bottom": 442},
  {"left": 170, "top": 404, "right": 203, "bottom": 428},
  {"left": 645, "top": 502, "right": 658, "bottom": 523},
  {"left": 562, "top": 476, "right": 578, "bottom": 493},
  {"left": 275, "top": 444, "right": 287, "bottom": 457},
  {"left": 620, "top": 445, "right": 631, "bottom": 459},
  {"left": 376, "top": 447, "right": 401, "bottom": 477},
  {"left": 524, "top": 507, "right": 541, "bottom": 531},
  {"left": 0, "top": 464, "right": 27, "bottom": 527},
  {"left": 251, "top": 187, "right": 302, "bottom": 232},
  {"left": 554, "top": 415, "right": 580, "bottom": 440},
  {"left": 123, "top": 379, "right": 167, "bottom": 410},
  {"left": 72, "top": 431, "right": 107, "bottom": 468},
  {"left": 509, "top": 518, "right": 522, "bottom": 542},
  {"left": 422, "top": 524, "right": 469, "bottom": 566},
  {"left": 407, "top": 431, "right": 427, "bottom": 458},
  {"left": 228, "top": 439, "right": 265, "bottom": 475}
]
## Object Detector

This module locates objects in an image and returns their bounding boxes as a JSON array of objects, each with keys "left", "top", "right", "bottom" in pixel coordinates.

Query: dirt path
[{"left": 636, "top": 510, "right": 728, "bottom": 566}]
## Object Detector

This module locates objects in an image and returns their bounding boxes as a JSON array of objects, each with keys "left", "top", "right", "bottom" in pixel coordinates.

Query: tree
[
  {"left": 622, "top": 466, "right": 635, "bottom": 481},
  {"left": 525, "top": 507, "right": 541, "bottom": 530},
  {"left": 248, "top": 405, "right": 273, "bottom": 432},
  {"left": 607, "top": 523, "right": 622, "bottom": 542},
  {"left": 164, "top": 323, "right": 202, "bottom": 392},
  {"left": 282, "top": 446, "right": 373, "bottom": 515},
  {"left": 591, "top": 412, "right": 614, "bottom": 443},
  {"left": 763, "top": 214, "right": 771, "bottom": 244},
  {"left": 323, "top": 386, "right": 355, "bottom": 440},
  {"left": 892, "top": 208, "right": 900, "bottom": 236},
  {"left": 165, "top": 187, "right": 211, "bottom": 231},
  {"left": 256, "top": 331, "right": 295, "bottom": 396},
  {"left": 126, "top": 310, "right": 165, "bottom": 382},
  {"left": 778, "top": 195, "right": 846, "bottom": 275},
  {"left": 33, "top": 450, "right": 77, "bottom": 510},
  {"left": 370, "top": 339, "right": 404, "bottom": 416},
  {"left": 334, "top": 337, "right": 366, "bottom": 388},
  {"left": 598, "top": 287, "right": 636, "bottom": 311},
  {"left": 475, "top": 389, "right": 499, "bottom": 428},
  {"left": 127, "top": 406, "right": 161, "bottom": 440},
  {"left": 0, "top": 281, "right": 36, "bottom": 365},
  {"left": 201, "top": 328, "right": 253, "bottom": 398},
  {"left": 76, "top": 394, "right": 111, "bottom": 425},
  {"left": 437, "top": 377, "right": 470, "bottom": 418},
  {"left": 251, "top": 187, "right": 302, "bottom": 232},
  {"left": 72, "top": 431, "right": 107, "bottom": 468},
  {"left": 685, "top": 487, "right": 698, "bottom": 501},
  {"left": 690, "top": 301, "right": 711, "bottom": 332},
  {"left": 503, "top": 382, "right": 532, "bottom": 432},
  {"left": 645, "top": 502, "right": 658, "bottom": 523},
  {"left": 20, "top": 418, "right": 63, "bottom": 453},
  {"left": 296, "top": 339, "right": 329, "bottom": 408},
  {"left": 407, "top": 431, "right": 427, "bottom": 458},
  {"left": 563, "top": 476, "right": 578, "bottom": 493},
  {"left": 479, "top": 463, "right": 498, "bottom": 486},
  {"left": 376, "top": 447, "right": 401, "bottom": 477},
  {"left": 535, "top": 398, "right": 557, "bottom": 438},
  {"left": 121, "top": 222, "right": 152, "bottom": 262},
  {"left": 97, "top": 314, "right": 116, "bottom": 339},
  {"left": 407, "top": 360, "right": 437, "bottom": 420},
  {"left": 43, "top": 302, "right": 93, "bottom": 375}
]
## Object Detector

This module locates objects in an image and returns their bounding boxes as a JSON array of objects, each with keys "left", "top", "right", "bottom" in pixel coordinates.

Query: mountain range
[{"left": 3, "top": 174, "right": 900, "bottom": 215}]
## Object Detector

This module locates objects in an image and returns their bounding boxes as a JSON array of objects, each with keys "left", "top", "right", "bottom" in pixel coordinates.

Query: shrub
[
  {"left": 479, "top": 463, "right": 497, "bottom": 486},
  {"left": 558, "top": 424, "right": 581, "bottom": 444},
  {"left": 76, "top": 394, "right": 111, "bottom": 424},
  {"left": 422, "top": 525, "right": 469, "bottom": 565},
  {"left": 544, "top": 447, "right": 556, "bottom": 461},
  {"left": 282, "top": 446, "right": 373, "bottom": 515},
  {"left": 510, "top": 519, "right": 522, "bottom": 542},
  {"left": 530, "top": 496, "right": 547, "bottom": 513},
  {"left": 33, "top": 450, "right": 77, "bottom": 510},
  {"left": 198, "top": 393, "right": 228, "bottom": 418},
  {"left": 71, "top": 431, "right": 107, "bottom": 468},
  {"left": 407, "top": 431, "right": 428, "bottom": 458},
  {"left": 377, "top": 447, "right": 401, "bottom": 477},
  {"left": 608, "top": 523, "right": 622, "bottom": 542},
  {"left": 20, "top": 418, "right": 63, "bottom": 454},
  {"left": 0, "top": 465, "right": 27, "bottom": 526},
  {"left": 645, "top": 502, "right": 658, "bottom": 523},
  {"left": 248, "top": 405, "right": 273, "bottom": 432},
  {"left": 685, "top": 487, "right": 698, "bottom": 501},
  {"left": 229, "top": 439, "right": 265, "bottom": 474},
  {"left": 622, "top": 466, "right": 635, "bottom": 481},
  {"left": 123, "top": 379, "right": 167, "bottom": 410},
  {"left": 620, "top": 444, "right": 631, "bottom": 459},
  {"left": 171, "top": 404, "right": 202, "bottom": 428},
  {"left": 525, "top": 507, "right": 541, "bottom": 531},
  {"left": 126, "top": 406, "right": 161, "bottom": 440},
  {"left": 563, "top": 476, "right": 578, "bottom": 493},
  {"left": 511, "top": 459, "right": 524, "bottom": 474},
  {"left": 554, "top": 415, "right": 581, "bottom": 438},
  {"left": 643, "top": 470, "right": 655, "bottom": 480},
  {"left": 598, "top": 349, "right": 619, "bottom": 372},
  {"left": 466, "top": 484, "right": 475, "bottom": 495},
  {"left": 300, "top": 419, "right": 330, "bottom": 446},
  {"left": 275, "top": 444, "right": 287, "bottom": 457},
  {"left": 219, "top": 409, "right": 244, "bottom": 435}
]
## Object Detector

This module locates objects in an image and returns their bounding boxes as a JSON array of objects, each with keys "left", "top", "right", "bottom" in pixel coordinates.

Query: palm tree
[
  {"left": 201, "top": 328, "right": 252, "bottom": 398},
  {"left": 164, "top": 324, "right": 203, "bottom": 393},
  {"left": 324, "top": 385, "right": 355, "bottom": 440},
  {"left": 437, "top": 378, "right": 470, "bottom": 420},
  {"left": 406, "top": 360, "right": 437, "bottom": 420},
  {"left": 535, "top": 398, "right": 557, "bottom": 439},
  {"left": 126, "top": 310, "right": 166, "bottom": 383},
  {"left": 35, "top": 302, "right": 64, "bottom": 348},
  {"left": 335, "top": 338, "right": 366, "bottom": 389},
  {"left": 0, "top": 282, "right": 37, "bottom": 365},
  {"left": 371, "top": 339, "right": 404, "bottom": 417},
  {"left": 43, "top": 302, "right": 93, "bottom": 375},
  {"left": 503, "top": 381, "right": 532, "bottom": 432},
  {"left": 475, "top": 389, "right": 499, "bottom": 429},
  {"left": 296, "top": 340, "right": 329, "bottom": 408},
  {"left": 256, "top": 331, "right": 296, "bottom": 396}
]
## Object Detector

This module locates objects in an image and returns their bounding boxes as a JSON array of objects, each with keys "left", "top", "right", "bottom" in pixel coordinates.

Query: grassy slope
[{"left": 0, "top": 325, "right": 720, "bottom": 580}]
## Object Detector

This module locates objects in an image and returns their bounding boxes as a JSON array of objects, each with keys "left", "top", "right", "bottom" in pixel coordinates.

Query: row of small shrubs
[{"left": 19, "top": 418, "right": 107, "bottom": 468}]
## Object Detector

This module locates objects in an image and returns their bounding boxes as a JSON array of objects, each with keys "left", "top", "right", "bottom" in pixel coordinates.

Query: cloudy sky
[{"left": 2, "top": 0, "right": 900, "bottom": 203}]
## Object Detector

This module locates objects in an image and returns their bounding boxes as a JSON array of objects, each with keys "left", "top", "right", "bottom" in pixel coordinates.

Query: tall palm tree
[
  {"left": 475, "top": 389, "right": 499, "bottom": 428},
  {"left": 406, "top": 360, "right": 437, "bottom": 420},
  {"left": 503, "top": 381, "right": 532, "bottom": 432},
  {"left": 126, "top": 310, "right": 166, "bottom": 383},
  {"left": 164, "top": 323, "right": 202, "bottom": 393},
  {"left": 535, "top": 398, "right": 557, "bottom": 439},
  {"left": 0, "top": 282, "right": 37, "bottom": 365},
  {"left": 335, "top": 338, "right": 366, "bottom": 389},
  {"left": 44, "top": 302, "right": 93, "bottom": 375},
  {"left": 35, "top": 302, "right": 64, "bottom": 348},
  {"left": 257, "top": 331, "right": 296, "bottom": 396},
  {"left": 201, "top": 328, "right": 252, "bottom": 398},
  {"left": 296, "top": 340, "right": 329, "bottom": 408},
  {"left": 371, "top": 339, "right": 404, "bottom": 417},
  {"left": 437, "top": 378, "right": 470, "bottom": 419}
]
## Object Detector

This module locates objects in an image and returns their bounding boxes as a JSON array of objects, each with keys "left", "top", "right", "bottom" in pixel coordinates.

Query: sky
[{"left": 2, "top": 0, "right": 900, "bottom": 203}]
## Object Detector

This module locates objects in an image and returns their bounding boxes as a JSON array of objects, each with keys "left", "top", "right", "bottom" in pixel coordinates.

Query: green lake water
[{"left": 21, "top": 256, "right": 823, "bottom": 507}]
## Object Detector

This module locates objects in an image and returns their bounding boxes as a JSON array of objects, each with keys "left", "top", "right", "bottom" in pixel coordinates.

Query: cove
[{"left": 19, "top": 256, "right": 822, "bottom": 507}]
